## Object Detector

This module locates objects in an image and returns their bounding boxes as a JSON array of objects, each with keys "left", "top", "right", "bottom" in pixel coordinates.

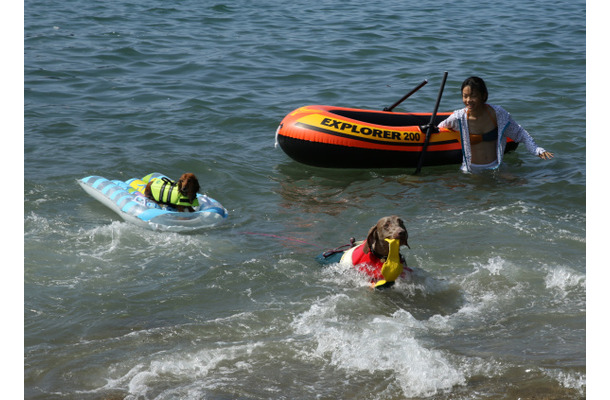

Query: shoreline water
[{"left": 24, "top": 0, "right": 586, "bottom": 398}]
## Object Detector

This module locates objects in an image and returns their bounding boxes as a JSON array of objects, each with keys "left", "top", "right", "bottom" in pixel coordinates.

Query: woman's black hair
[{"left": 461, "top": 76, "right": 488, "bottom": 102}]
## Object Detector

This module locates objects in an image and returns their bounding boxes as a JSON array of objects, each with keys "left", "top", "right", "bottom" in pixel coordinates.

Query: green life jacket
[{"left": 149, "top": 178, "right": 199, "bottom": 208}]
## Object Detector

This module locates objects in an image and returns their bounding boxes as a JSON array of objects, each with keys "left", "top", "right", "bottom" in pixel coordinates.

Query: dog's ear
[
  {"left": 181, "top": 174, "right": 200, "bottom": 202},
  {"left": 192, "top": 178, "right": 200, "bottom": 194},
  {"left": 177, "top": 174, "right": 191, "bottom": 194},
  {"left": 363, "top": 225, "right": 378, "bottom": 254}
]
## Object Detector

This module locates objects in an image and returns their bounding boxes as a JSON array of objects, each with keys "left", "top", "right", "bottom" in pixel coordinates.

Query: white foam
[
  {"left": 318, "top": 259, "right": 374, "bottom": 288},
  {"left": 477, "top": 255, "right": 507, "bottom": 276},
  {"left": 102, "top": 342, "right": 263, "bottom": 399},
  {"left": 292, "top": 294, "right": 466, "bottom": 397},
  {"left": 544, "top": 265, "right": 586, "bottom": 297},
  {"left": 425, "top": 256, "right": 525, "bottom": 332},
  {"left": 545, "top": 368, "right": 586, "bottom": 394}
]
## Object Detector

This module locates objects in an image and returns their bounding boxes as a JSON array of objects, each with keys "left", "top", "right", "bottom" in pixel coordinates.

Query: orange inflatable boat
[{"left": 275, "top": 105, "right": 518, "bottom": 168}]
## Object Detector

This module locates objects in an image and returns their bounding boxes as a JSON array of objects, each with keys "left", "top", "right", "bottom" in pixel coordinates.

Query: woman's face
[{"left": 462, "top": 85, "right": 485, "bottom": 111}]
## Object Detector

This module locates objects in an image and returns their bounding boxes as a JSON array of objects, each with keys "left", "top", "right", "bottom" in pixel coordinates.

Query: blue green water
[{"left": 24, "top": 0, "right": 586, "bottom": 398}]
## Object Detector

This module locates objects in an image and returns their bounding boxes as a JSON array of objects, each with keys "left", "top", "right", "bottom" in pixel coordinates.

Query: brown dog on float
[
  {"left": 144, "top": 173, "right": 201, "bottom": 212},
  {"left": 340, "top": 215, "right": 412, "bottom": 285}
]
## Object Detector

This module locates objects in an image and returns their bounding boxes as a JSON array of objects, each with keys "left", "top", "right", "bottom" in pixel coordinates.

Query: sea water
[{"left": 24, "top": 0, "right": 586, "bottom": 398}]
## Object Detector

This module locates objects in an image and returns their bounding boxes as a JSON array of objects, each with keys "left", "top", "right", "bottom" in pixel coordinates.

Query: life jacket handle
[
  {"left": 322, "top": 237, "right": 357, "bottom": 258},
  {"left": 157, "top": 177, "right": 176, "bottom": 203}
]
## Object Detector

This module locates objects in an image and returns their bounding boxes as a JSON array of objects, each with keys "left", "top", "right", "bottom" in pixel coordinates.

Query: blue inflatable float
[{"left": 77, "top": 172, "right": 228, "bottom": 232}]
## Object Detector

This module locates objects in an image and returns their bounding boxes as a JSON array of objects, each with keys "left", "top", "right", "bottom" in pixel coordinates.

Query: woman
[{"left": 438, "top": 76, "right": 553, "bottom": 172}]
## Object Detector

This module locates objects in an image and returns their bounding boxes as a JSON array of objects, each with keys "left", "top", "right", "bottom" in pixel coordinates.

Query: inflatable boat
[
  {"left": 78, "top": 172, "right": 228, "bottom": 232},
  {"left": 275, "top": 105, "right": 518, "bottom": 168}
]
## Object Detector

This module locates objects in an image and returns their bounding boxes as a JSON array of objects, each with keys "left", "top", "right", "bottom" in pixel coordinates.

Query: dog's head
[
  {"left": 177, "top": 173, "right": 200, "bottom": 203},
  {"left": 363, "top": 215, "right": 409, "bottom": 257}
]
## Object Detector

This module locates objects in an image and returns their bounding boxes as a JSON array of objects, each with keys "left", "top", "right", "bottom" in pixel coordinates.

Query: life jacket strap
[{"left": 158, "top": 177, "right": 175, "bottom": 203}]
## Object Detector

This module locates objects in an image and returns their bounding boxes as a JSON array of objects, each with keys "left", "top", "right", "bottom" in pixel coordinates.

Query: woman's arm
[
  {"left": 503, "top": 111, "right": 554, "bottom": 159},
  {"left": 438, "top": 110, "right": 461, "bottom": 131}
]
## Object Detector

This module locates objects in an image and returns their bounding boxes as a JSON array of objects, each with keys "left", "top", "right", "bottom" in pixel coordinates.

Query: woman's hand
[{"left": 539, "top": 151, "right": 554, "bottom": 160}]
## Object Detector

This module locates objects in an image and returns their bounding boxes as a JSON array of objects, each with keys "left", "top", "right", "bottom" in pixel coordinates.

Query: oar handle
[
  {"left": 428, "top": 72, "right": 448, "bottom": 125},
  {"left": 414, "top": 71, "right": 448, "bottom": 174},
  {"left": 384, "top": 79, "right": 428, "bottom": 112}
]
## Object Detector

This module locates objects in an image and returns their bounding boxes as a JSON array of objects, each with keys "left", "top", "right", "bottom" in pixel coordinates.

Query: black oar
[
  {"left": 383, "top": 79, "right": 428, "bottom": 112},
  {"left": 414, "top": 71, "right": 448, "bottom": 174}
]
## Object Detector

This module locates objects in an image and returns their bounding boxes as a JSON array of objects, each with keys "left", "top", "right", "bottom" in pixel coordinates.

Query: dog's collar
[
  {"left": 370, "top": 243, "right": 405, "bottom": 264},
  {"left": 369, "top": 245, "right": 386, "bottom": 261}
]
